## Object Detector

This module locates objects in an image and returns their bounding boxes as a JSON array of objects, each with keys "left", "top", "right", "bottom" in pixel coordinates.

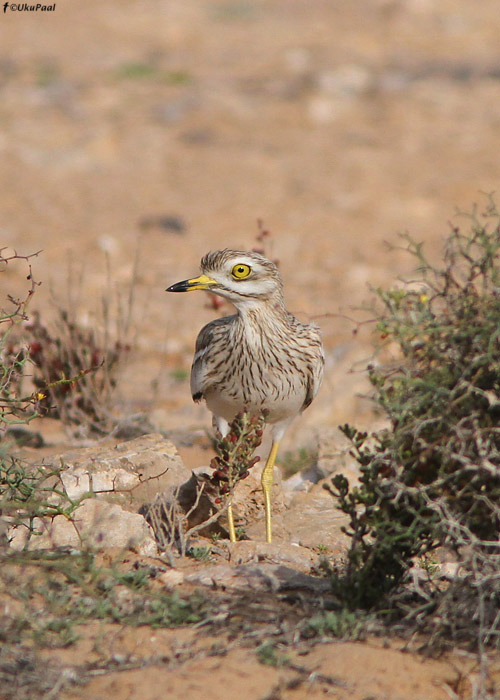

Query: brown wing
[
  {"left": 300, "top": 325, "right": 325, "bottom": 411},
  {"left": 190, "top": 315, "right": 235, "bottom": 402}
]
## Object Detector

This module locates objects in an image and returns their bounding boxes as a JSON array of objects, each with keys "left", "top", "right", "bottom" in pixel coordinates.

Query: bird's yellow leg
[
  {"left": 227, "top": 502, "right": 237, "bottom": 542},
  {"left": 261, "top": 441, "right": 280, "bottom": 543}
]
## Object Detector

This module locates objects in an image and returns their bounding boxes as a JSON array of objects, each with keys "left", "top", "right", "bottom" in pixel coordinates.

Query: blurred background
[{"left": 1, "top": 0, "right": 500, "bottom": 452}]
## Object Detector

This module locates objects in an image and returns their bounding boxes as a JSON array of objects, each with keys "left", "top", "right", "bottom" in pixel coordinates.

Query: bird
[{"left": 166, "top": 249, "right": 324, "bottom": 543}]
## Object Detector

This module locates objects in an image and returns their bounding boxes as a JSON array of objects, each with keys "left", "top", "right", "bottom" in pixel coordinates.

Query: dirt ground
[
  {"left": 2, "top": 0, "right": 500, "bottom": 697},
  {"left": 48, "top": 622, "right": 489, "bottom": 700}
]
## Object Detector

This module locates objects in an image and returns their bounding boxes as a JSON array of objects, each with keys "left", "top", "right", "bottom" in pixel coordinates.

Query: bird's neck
[{"left": 234, "top": 292, "right": 290, "bottom": 328}]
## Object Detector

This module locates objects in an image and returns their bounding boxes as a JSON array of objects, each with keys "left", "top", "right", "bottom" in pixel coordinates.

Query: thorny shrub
[
  {"left": 328, "top": 198, "right": 500, "bottom": 653},
  {"left": 0, "top": 249, "right": 103, "bottom": 539},
  {"left": 0, "top": 248, "right": 42, "bottom": 427},
  {"left": 1, "top": 249, "right": 131, "bottom": 436},
  {"left": 15, "top": 309, "right": 126, "bottom": 432}
]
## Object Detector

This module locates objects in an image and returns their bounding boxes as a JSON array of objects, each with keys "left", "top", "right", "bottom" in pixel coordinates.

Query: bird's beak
[{"left": 166, "top": 273, "right": 218, "bottom": 293}]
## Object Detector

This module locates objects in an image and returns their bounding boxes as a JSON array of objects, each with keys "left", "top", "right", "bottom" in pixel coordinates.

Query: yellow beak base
[{"left": 166, "top": 274, "right": 218, "bottom": 292}]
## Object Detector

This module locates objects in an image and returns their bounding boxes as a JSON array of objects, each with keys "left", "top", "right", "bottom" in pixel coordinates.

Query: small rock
[
  {"left": 227, "top": 540, "right": 316, "bottom": 571},
  {"left": 158, "top": 569, "right": 185, "bottom": 588},
  {"left": 9, "top": 498, "right": 158, "bottom": 556},
  {"left": 307, "top": 96, "right": 343, "bottom": 124},
  {"left": 185, "top": 563, "right": 330, "bottom": 593},
  {"left": 316, "top": 64, "right": 372, "bottom": 97},
  {"left": 282, "top": 484, "right": 351, "bottom": 553}
]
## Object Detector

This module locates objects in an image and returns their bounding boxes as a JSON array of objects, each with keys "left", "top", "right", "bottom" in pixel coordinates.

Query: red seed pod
[
  {"left": 213, "top": 470, "right": 228, "bottom": 480},
  {"left": 215, "top": 497, "right": 222, "bottom": 504},
  {"left": 29, "top": 341, "right": 43, "bottom": 356},
  {"left": 250, "top": 456, "right": 261, "bottom": 466},
  {"left": 256, "top": 430, "right": 263, "bottom": 438},
  {"left": 241, "top": 470, "right": 249, "bottom": 479}
]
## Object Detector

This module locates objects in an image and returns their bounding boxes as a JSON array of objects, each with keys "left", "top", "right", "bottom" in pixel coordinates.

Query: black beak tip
[{"left": 166, "top": 281, "right": 188, "bottom": 293}]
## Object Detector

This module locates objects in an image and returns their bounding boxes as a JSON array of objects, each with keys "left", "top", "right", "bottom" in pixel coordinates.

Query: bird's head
[{"left": 166, "top": 249, "right": 284, "bottom": 308}]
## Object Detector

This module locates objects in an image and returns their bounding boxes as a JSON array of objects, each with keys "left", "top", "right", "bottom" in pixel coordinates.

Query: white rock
[
  {"left": 54, "top": 433, "right": 189, "bottom": 508},
  {"left": 9, "top": 498, "right": 158, "bottom": 556},
  {"left": 7, "top": 434, "right": 190, "bottom": 556}
]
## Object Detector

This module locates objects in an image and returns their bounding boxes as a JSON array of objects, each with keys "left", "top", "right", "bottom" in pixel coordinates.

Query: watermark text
[{"left": 3, "top": 2, "right": 56, "bottom": 12}]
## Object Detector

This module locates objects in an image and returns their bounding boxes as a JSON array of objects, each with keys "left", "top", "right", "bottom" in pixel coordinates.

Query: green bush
[{"left": 328, "top": 198, "right": 500, "bottom": 649}]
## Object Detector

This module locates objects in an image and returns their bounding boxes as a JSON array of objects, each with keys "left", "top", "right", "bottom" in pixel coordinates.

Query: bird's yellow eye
[{"left": 231, "top": 263, "right": 252, "bottom": 279}]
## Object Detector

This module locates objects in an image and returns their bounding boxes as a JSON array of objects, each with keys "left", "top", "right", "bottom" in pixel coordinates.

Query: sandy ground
[
  {"left": 2, "top": 0, "right": 500, "bottom": 697},
  {"left": 56, "top": 629, "right": 483, "bottom": 700}
]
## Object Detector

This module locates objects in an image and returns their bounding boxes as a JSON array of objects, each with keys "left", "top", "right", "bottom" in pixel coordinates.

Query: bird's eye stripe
[{"left": 231, "top": 263, "right": 252, "bottom": 279}]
